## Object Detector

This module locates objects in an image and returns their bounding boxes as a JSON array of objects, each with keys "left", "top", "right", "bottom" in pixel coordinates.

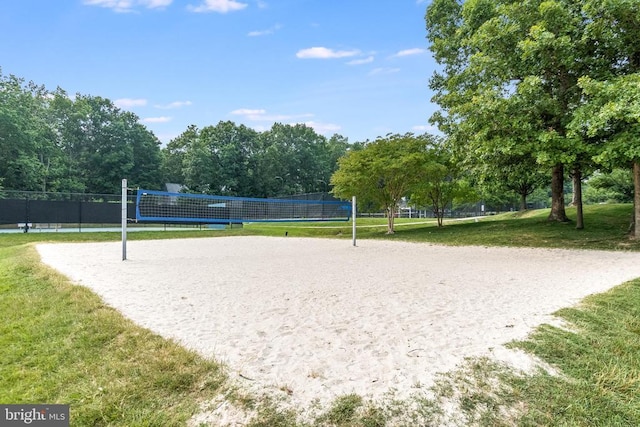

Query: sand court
[{"left": 37, "top": 236, "right": 640, "bottom": 410}]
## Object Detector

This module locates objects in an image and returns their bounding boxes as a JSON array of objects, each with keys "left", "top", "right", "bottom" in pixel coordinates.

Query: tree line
[
  {"left": 0, "top": 69, "right": 353, "bottom": 198},
  {"left": 0, "top": 72, "right": 161, "bottom": 195}
]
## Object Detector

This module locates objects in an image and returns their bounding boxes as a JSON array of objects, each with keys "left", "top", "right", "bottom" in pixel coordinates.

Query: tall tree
[
  {"left": 313, "top": 133, "right": 350, "bottom": 194},
  {"left": 128, "top": 122, "right": 162, "bottom": 190},
  {"left": 572, "top": 75, "right": 640, "bottom": 237},
  {"left": 201, "top": 121, "right": 258, "bottom": 196},
  {"left": 261, "top": 123, "right": 328, "bottom": 196},
  {"left": 0, "top": 72, "right": 58, "bottom": 192},
  {"left": 161, "top": 124, "right": 199, "bottom": 186},
  {"left": 50, "top": 93, "right": 161, "bottom": 194},
  {"left": 426, "top": 0, "right": 595, "bottom": 225}
]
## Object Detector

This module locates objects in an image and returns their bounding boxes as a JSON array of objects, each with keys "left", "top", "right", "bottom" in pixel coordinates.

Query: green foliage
[
  {"left": 572, "top": 74, "right": 640, "bottom": 168},
  {"left": 584, "top": 169, "right": 634, "bottom": 204},
  {"left": 0, "top": 70, "right": 162, "bottom": 194},
  {"left": 425, "top": 0, "right": 631, "bottom": 225},
  {"left": 161, "top": 122, "right": 350, "bottom": 198},
  {"left": 51, "top": 93, "right": 162, "bottom": 194},
  {"left": 0, "top": 72, "right": 56, "bottom": 192},
  {"left": 331, "top": 133, "right": 437, "bottom": 233},
  {"left": 410, "top": 142, "right": 477, "bottom": 226}
]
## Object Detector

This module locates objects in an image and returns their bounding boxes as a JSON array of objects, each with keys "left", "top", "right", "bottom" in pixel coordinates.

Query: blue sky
[{"left": 2, "top": 0, "right": 438, "bottom": 144}]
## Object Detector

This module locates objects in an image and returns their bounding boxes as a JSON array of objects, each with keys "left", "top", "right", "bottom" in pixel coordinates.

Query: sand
[{"left": 36, "top": 236, "right": 640, "bottom": 421}]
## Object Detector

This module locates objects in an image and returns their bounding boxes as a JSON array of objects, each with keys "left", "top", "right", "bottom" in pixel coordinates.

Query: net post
[
  {"left": 352, "top": 196, "right": 357, "bottom": 247},
  {"left": 121, "top": 179, "right": 127, "bottom": 261}
]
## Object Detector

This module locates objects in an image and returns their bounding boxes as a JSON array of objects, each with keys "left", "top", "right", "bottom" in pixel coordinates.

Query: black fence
[{"left": 0, "top": 190, "right": 136, "bottom": 229}]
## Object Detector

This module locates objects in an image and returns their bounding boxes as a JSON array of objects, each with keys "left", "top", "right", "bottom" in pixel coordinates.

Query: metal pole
[
  {"left": 122, "top": 179, "right": 127, "bottom": 261},
  {"left": 352, "top": 196, "right": 357, "bottom": 247}
]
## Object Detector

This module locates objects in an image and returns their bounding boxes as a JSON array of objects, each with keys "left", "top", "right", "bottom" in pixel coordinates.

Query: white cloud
[
  {"left": 347, "top": 56, "right": 374, "bottom": 65},
  {"left": 83, "top": 0, "right": 133, "bottom": 12},
  {"left": 114, "top": 98, "right": 147, "bottom": 108},
  {"left": 296, "top": 47, "right": 360, "bottom": 59},
  {"left": 231, "top": 109, "right": 339, "bottom": 135},
  {"left": 392, "top": 48, "right": 427, "bottom": 58},
  {"left": 155, "top": 100, "right": 193, "bottom": 109},
  {"left": 302, "top": 121, "right": 341, "bottom": 135},
  {"left": 368, "top": 67, "right": 401, "bottom": 76},
  {"left": 188, "top": 0, "right": 248, "bottom": 13},
  {"left": 230, "top": 108, "right": 266, "bottom": 119},
  {"left": 141, "top": 0, "right": 172, "bottom": 7},
  {"left": 248, "top": 24, "right": 281, "bottom": 37},
  {"left": 142, "top": 116, "right": 173, "bottom": 123},
  {"left": 83, "top": 0, "right": 171, "bottom": 12},
  {"left": 412, "top": 124, "right": 437, "bottom": 133},
  {"left": 231, "top": 108, "right": 313, "bottom": 122}
]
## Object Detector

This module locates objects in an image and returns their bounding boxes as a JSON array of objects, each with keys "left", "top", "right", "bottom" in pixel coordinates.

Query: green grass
[
  {"left": 0, "top": 242, "right": 226, "bottom": 426},
  {"left": 1, "top": 203, "right": 640, "bottom": 426},
  {"left": 242, "top": 204, "right": 639, "bottom": 251},
  {"left": 505, "top": 278, "right": 640, "bottom": 425}
]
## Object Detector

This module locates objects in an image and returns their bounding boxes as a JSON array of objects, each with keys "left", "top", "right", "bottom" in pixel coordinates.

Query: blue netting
[{"left": 136, "top": 189, "right": 352, "bottom": 223}]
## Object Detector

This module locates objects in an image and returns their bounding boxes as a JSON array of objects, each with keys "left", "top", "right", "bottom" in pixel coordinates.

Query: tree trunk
[
  {"left": 519, "top": 193, "right": 527, "bottom": 211},
  {"left": 633, "top": 161, "right": 640, "bottom": 239},
  {"left": 548, "top": 163, "right": 569, "bottom": 222},
  {"left": 571, "top": 173, "right": 580, "bottom": 206},
  {"left": 573, "top": 168, "right": 584, "bottom": 230},
  {"left": 387, "top": 205, "right": 396, "bottom": 234},
  {"left": 432, "top": 201, "right": 443, "bottom": 227}
]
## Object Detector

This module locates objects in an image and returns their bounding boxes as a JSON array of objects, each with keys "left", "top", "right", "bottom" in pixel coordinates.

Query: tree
[
  {"left": 426, "top": 0, "right": 597, "bottom": 226},
  {"left": 410, "top": 142, "right": 476, "bottom": 226},
  {"left": 128, "top": 121, "right": 162, "bottom": 190},
  {"left": 161, "top": 121, "right": 350, "bottom": 198},
  {"left": 0, "top": 71, "right": 59, "bottom": 192},
  {"left": 260, "top": 123, "right": 328, "bottom": 196},
  {"left": 331, "top": 133, "right": 434, "bottom": 234},
  {"left": 571, "top": 75, "right": 640, "bottom": 237},
  {"left": 317, "top": 134, "right": 350, "bottom": 193},
  {"left": 47, "top": 88, "right": 88, "bottom": 193},
  {"left": 187, "top": 121, "right": 259, "bottom": 196},
  {"left": 584, "top": 169, "right": 634, "bottom": 204},
  {"left": 568, "top": 0, "right": 640, "bottom": 236},
  {"left": 474, "top": 152, "right": 549, "bottom": 212},
  {"left": 161, "top": 124, "right": 198, "bottom": 186},
  {"left": 53, "top": 94, "right": 162, "bottom": 194}
]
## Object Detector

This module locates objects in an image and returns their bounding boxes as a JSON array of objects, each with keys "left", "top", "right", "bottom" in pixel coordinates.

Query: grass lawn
[{"left": 1, "top": 204, "right": 639, "bottom": 426}]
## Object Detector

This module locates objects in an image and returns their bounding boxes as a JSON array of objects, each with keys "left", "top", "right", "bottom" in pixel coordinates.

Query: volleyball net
[{"left": 135, "top": 189, "right": 352, "bottom": 224}]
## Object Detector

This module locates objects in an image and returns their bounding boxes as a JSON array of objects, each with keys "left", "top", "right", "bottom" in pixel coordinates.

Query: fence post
[{"left": 25, "top": 194, "right": 30, "bottom": 233}]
